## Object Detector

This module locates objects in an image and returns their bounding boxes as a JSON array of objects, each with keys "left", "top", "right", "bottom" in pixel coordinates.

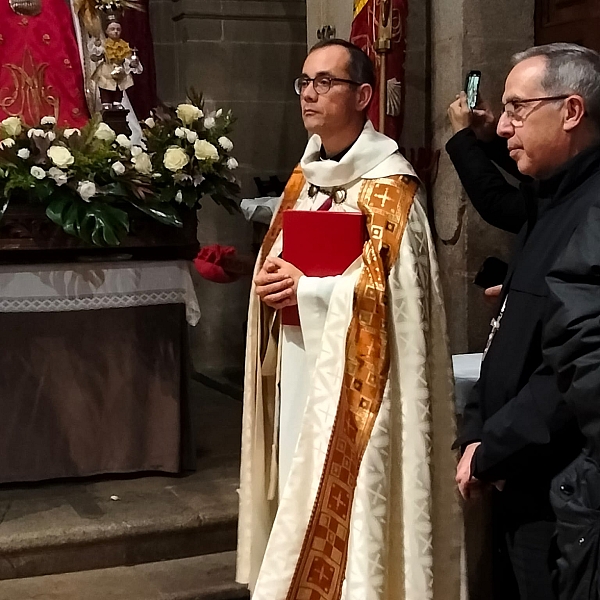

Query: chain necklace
[
  {"left": 483, "top": 295, "right": 508, "bottom": 360},
  {"left": 307, "top": 184, "right": 347, "bottom": 205}
]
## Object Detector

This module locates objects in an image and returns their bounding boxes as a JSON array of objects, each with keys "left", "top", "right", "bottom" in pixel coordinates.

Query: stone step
[
  {"left": 0, "top": 460, "right": 240, "bottom": 581},
  {"left": 0, "top": 551, "right": 249, "bottom": 600}
]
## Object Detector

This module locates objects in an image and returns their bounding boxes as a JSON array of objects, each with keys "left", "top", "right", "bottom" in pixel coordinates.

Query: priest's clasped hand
[{"left": 254, "top": 257, "right": 304, "bottom": 309}]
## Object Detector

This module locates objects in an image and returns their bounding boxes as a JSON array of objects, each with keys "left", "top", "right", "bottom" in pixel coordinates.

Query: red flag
[{"left": 350, "top": 0, "right": 408, "bottom": 141}]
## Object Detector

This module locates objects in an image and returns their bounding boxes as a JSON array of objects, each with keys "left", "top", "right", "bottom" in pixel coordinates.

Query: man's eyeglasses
[
  {"left": 502, "top": 95, "right": 570, "bottom": 127},
  {"left": 294, "top": 75, "right": 360, "bottom": 96}
]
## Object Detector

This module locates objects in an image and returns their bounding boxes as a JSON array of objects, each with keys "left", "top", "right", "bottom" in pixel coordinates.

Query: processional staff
[{"left": 375, "top": 0, "right": 392, "bottom": 134}]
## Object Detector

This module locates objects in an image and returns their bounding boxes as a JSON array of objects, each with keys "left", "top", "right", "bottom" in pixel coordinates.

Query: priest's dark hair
[{"left": 309, "top": 39, "right": 376, "bottom": 89}]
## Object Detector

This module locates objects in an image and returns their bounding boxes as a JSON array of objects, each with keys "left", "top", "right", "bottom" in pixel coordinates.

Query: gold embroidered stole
[
  {"left": 259, "top": 165, "right": 305, "bottom": 268},
  {"left": 284, "top": 174, "right": 418, "bottom": 600}
]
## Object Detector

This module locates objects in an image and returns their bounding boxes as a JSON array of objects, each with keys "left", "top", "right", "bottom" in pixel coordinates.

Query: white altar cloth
[{"left": 0, "top": 260, "right": 201, "bottom": 325}]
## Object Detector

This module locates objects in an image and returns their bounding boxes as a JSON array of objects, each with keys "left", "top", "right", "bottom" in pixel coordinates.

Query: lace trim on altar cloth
[{"left": 0, "top": 290, "right": 201, "bottom": 325}]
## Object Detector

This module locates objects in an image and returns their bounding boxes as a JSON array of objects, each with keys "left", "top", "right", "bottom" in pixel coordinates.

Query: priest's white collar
[{"left": 300, "top": 120, "right": 398, "bottom": 188}]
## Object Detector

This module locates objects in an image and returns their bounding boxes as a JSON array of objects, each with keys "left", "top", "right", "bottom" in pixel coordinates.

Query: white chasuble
[{"left": 238, "top": 121, "right": 462, "bottom": 600}]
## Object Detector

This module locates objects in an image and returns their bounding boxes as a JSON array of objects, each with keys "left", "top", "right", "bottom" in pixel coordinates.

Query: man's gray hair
[{"left": 512, "top": 43, "right": 600, "bottom": 129}]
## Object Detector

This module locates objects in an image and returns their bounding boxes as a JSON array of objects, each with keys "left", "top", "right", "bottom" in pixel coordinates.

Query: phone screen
[{"left": 465, "top": 71, "right": 481, "bottom": 110}]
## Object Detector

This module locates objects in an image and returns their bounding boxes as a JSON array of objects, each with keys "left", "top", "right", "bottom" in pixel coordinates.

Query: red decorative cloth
[
  {"left": 350, "top": 0, "right": 409, "bottom": 141},
  {"left": 193, "top": 244, "right": 240, "bottom": 284},
  {"left": 0, "top": 2, "right": 90, "bottom": 127}
]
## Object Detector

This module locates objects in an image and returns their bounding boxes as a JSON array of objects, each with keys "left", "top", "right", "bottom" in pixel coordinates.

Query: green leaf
[
  {"left": 81, "top": 202, "right": 130, "bottom": 246},
  {"left": 130, "top": 200, "right": 183, "bottom": 227},
  {"left": 159, "top": 186, "right": 177, "bottom": 203},
  {"left": 62, "top": 201, "right": 86, "bottom": 238},
  {"left": 210, "top": 192, "right": 240, "bottom": 215},
  {"left": 103, "top": 181, "right": 130, "bottom": 198},
  {"left": 34, "top": 179, "right": 54, "bottom": 201},
  {"left": 0, "top": 195, "right": 9, "bottom": 222},
  {"left": 46, "top": 195, "right": 72, "bottom": 226},
  {"left": 182, "top": 187, "right": 197, "bottom": 209}
]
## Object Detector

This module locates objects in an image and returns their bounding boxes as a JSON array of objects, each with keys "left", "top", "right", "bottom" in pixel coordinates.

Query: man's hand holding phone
[
  {"left": 448, "top": 70, "right": 498, "bottom": 141},
  {"left": 448, "top": 91, "right": 497, "bottom": 142}
]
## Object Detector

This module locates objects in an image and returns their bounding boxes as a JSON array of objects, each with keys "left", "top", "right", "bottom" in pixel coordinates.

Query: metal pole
[
  {"left": 379, "top": 55, "right": 386, "bottom": 132},
  {"left": 375, "top": 0, "right": 392, "bottom": 134}
]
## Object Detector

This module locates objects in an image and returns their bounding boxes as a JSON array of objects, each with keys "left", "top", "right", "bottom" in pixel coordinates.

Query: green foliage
[{"left": 0, "top": 95, "right": 241, "bottom": 246}]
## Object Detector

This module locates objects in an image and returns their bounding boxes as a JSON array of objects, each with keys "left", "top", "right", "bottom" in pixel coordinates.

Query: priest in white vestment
[{"left": 237, "top": 39, "right": 462, "bottom": 600}]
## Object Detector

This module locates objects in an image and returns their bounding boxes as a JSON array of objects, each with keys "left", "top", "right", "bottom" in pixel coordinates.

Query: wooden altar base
[{"left": 0, "top": 203, "right": 199, "bottom": 264}]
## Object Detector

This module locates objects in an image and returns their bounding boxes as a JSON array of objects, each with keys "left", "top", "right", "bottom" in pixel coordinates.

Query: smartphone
[
  {"left": 473, "top": 257, "right": 508, "bottom": 289},
  {"left": 465, "top": 70, "right": 481, "bottom": 110}
]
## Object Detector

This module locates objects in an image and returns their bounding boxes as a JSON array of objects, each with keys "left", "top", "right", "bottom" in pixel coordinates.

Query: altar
[{"left": 0, "top": 260, "right": 199, "bottom": 483}]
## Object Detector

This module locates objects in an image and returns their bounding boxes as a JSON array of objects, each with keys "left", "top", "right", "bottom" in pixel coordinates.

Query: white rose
[
  {"left": 218, "top": 136, "right": 233, "bottom": 151},
  {"left": 175, "top": 190, "right": 183, "bottom": 203},
  {"left": 115, "top": 134, "right": 131, "bottom": 148},
  {"left": 130, "top": 146, "right": 143, "bottom": 157},
  {"left": 163, "top": 146, "right": 189, "bottom": 171},
  {"left": 94, "top": 122, "right": 116, "bottom": 143},
  {"left": 27, "top": 128, "right": 45, "bottom": 138},
  {"left": 112, "top": 161, "right": 126, "bottom": 175},
  {"left": 30, "top": 166, "right": 46, "bottom": 180},
  {"left": 203, "top": 116, "right": 216, "bottom": 130},
  {"left": 17, "top": 148, "right": 30, "bottom": 159},
  {"left": 144, "top": 117, "right": 156, "bottom": 128},
  {"left": 46, "top": 131, "right": 56, "bottom": 142},
  {"left": 133, "top": 152, "right": 153, "bottom": 175},
  {"left": 176, "top": 103, "right": 203, "bottom": 125},
  {"left": 1, "top": 116, "right": 22, "bottom": 137},
  {"left": 48, "top": 167, "right": 68, "bottom": 186},
  {"left": 63, "top": 128, "right": 80, "bottom": 139},
  {"left": 194, "top": 139, "right": 219, "bottom": 161},
  {"left": 227, "top": 157, "right": 239, "bottom": 170},
  {"left": 1, "top": 138, "right": 16, "bottom": 149},
  {"left": 186, "top": 130, "right": 198, "bottom": 144},
  {"left": 41, "top": 116, "right": 56, "bottom": 126},
  {"left": 215, "top": 109, "right": 223, "bottom": 118},
  {"left": 175, "top": 128, "right": 186, "bottom": 139},
  {"left": 77, "top": 180, "right": 96, "bottom": 202},
  {"left": 47, "top": 145, "right": 75, "bottom": 168}
]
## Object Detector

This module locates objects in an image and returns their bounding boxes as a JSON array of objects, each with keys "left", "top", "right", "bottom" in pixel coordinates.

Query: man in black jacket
[
  {"left": 540, "top": 56, "right": 600, "bottom": 600},
  {"left": 452, "top": 43, "right": 600, "bottom": 600},
  {"left": 446, "top": 91, "right": 528, "bottom": 235}
]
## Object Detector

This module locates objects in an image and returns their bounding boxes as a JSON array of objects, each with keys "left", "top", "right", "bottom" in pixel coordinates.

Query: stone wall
[
  {"left": 149, "top": 0, "right": 539, "bottom": 366},
  {"left": 431, "top": 0, "right": 535, "bottom": 353},
  {"left": 149, "top": 0, "right": 307, "bottom": 380}
]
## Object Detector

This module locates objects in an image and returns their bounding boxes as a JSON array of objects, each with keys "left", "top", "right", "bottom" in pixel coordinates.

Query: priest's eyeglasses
[
  {"left": 294, "top": 75, "right": 360, "bottom": 96},
  {"left": 502, "top": 95, "right": 570, "bottom": 127}
]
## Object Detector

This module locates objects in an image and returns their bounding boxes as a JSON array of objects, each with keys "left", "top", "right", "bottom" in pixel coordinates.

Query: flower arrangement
[{"left": 0, "top": 92, "right": 240, "bottom": 246}]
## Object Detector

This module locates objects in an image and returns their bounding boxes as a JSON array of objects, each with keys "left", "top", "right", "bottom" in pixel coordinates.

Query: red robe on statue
[{"left": 0, "top": 0, "right": 90, "bottom": 127}]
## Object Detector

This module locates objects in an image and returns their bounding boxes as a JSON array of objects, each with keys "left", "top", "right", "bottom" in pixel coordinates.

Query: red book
[{"left": 281, "top": 210, "right": 366, "bottom": 326}]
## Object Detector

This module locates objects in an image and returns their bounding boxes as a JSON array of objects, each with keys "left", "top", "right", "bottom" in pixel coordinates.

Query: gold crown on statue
[{"left": 9, "top": 0, "right": 42, "bottom": 15}]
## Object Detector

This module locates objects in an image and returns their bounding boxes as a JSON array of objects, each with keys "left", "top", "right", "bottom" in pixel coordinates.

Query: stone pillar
[
  {"left": 431, "top": 0, "right": 535, "bottom": 353},
  {"left": 149, "top": 0, "right": 307, "bottom": 381}
]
